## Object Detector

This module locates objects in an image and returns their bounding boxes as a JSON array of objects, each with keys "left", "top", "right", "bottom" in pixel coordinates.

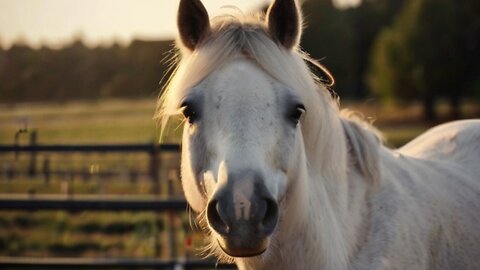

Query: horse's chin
[{"left": 216, "top": 237, "right": 268, "bottom": 258}]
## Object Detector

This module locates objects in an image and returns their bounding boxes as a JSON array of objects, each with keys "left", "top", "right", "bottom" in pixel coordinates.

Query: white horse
[{"left": 156, "top": 0, "right": 480, "bottom": 269}]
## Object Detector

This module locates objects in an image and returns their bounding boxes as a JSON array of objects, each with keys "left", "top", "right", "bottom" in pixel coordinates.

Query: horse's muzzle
[{"left": 206, "top": 172, "right": 279, "bottom": 257}]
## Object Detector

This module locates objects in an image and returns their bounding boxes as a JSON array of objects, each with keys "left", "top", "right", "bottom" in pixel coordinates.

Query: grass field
[
  {"left": 0, "top": 99, "right": 165, "bottom": 145},
  {"left": 0, "top": 98, "right": 440, "bottom": 146},
  {"left": 0, "top": 98, "right": 478, "bottom": 259},
  {"left": 0, "top": 211, "right": 163, "bottom": 257}
]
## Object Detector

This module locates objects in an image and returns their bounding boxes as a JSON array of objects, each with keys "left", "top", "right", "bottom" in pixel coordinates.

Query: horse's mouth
[{"left": 216, "top": 237, "right": 268, "bottom": 258}]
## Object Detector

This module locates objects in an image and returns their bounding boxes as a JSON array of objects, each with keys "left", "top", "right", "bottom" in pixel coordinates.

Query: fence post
[
  {"left": 14, "top": 126, "right": 28, "bottom": 161},
  {"left": 149, "top": 142, "right": 160, "bottom": 195},
  {"left": 28, "top": 130, "right": 38, "bottom": 177}
]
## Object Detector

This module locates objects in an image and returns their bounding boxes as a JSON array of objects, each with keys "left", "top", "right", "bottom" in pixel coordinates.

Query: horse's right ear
[{"left": 177, "top": 0, "right": 211, "bottom": 51}]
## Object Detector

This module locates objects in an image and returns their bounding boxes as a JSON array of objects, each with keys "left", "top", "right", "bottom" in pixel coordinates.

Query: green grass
[
  {"left": 0, "top": 99, "right": 163, "bottom": 144},
  {"left": 0, "top": 98, "right": 437, "bottom": 146},
  {"left": 0, "top": 211, "right": 167, "bottom": 257},
  {"left": 6, "top": 98, "right": 470, "bottom": 147}
]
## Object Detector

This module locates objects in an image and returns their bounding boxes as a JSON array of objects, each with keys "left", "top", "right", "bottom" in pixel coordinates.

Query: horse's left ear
[
  {"left": 177, "top": 0, "right": 211, "bottom": 51},
  {"left": 267, "top": 0, "right": 302, "bottom": 50}
]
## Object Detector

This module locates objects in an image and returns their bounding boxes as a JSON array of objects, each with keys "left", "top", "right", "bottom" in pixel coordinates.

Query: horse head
[{"left": 173, "top": 0, "right": 307, "bottom": 258}]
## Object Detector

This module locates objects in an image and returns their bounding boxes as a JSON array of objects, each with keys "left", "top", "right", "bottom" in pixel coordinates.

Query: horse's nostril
[
  {"left": 262, "top": 198, "right": 279, "bottom": 235},
  {"left": 207, "top": 199, "right": 229, "bottom": 235}
]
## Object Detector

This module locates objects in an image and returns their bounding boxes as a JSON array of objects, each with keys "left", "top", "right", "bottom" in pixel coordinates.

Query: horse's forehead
[{"left": 202, "top": 59, "right": 281, "bottom": 105}]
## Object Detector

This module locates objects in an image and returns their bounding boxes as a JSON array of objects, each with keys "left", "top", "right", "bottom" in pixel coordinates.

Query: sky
[{"left": 0, "top": 0, "right": 360, "bottom": 49}]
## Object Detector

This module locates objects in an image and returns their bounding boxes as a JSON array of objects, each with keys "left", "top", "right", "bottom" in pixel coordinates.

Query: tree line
[
  {"left": 1, "top": 0, "right": 479, "bottom": 120},
  {"left": 0, "top": 40, "right": 171, "bottom": 102},
  {"left": 302, "top": 0, "right": 480, "bottom": 120}
]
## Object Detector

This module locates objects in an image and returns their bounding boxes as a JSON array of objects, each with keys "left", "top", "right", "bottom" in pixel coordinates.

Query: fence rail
[
  {"left": 0, "top": 143, "right": 180, "bottom": 153},
  {"left": 0, "top": 194, "right": 187, "bottom": 211},
  {"left": 0, "top": 134, "right": 180, "bottom": 189}
]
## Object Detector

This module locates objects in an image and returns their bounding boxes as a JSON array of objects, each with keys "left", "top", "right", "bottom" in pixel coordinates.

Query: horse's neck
[{"left": 236, "top": 117, "right": 371, "bottom": 270}]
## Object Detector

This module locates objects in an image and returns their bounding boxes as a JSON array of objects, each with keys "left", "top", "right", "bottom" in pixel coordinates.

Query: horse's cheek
[
  {"left": 180, "top": 128, "right": 208, "bottom": 212},
  {"left": 181, "top": 149, "right": 207, "bottom": 212},
  {"left": 182, "top": 181, "right": 207, "bottom": 212}
]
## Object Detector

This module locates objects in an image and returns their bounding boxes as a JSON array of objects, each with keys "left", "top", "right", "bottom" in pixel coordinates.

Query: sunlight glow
[
  {"left": 0, "top": 0, "right": 269, "bottom": 48},
  {"left": 0, "top": 0, "right": 359, "bottom": 49}
]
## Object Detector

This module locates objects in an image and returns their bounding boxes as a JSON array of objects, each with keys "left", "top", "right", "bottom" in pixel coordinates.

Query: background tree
[
  {"left": 0, "top": 39, "right": 172, "bottom": 103},
  {"left": 344, "top": 0, "right": 404, "bottom": 98},
  {"left": 368, "top": 0, "right": 480, "bottom": 121},
  {"left": 302, "top": 0, "right": 357, "bottom": 97},
  {"left": 301, "top": 0, "right": 404, "bottom": 98}
]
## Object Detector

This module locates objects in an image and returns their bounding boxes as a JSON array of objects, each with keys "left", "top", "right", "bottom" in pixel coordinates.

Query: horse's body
[
  {"left": 156, "top": 0, "right": 480, "bottom": 269},
  {"left": 351, "top": 120, "right": 480, "bottom": 270}
]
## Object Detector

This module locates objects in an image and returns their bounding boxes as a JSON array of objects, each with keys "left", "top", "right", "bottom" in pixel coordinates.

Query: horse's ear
[
  {"left": 177, "top": 0, "right": 211, "bottom": 51},
  {"left": 266, "top": 0, "right": 302, "bottom": 50}
]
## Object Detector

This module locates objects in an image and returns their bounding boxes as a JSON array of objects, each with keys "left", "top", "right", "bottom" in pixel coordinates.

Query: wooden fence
[
  {"left": 1, "top": 130, "right": 179, "bottom": 186},
  {"left": 0, "top": 133, "right": 235, "bottom": 269}
]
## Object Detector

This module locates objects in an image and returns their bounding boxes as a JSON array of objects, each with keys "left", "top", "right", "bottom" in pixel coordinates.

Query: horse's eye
[
  {"left": 289, "top": 104, "right": 306, "bottom": 124},
  {"left": 181, "top": 101, "right": 199, "bottom": 124}
]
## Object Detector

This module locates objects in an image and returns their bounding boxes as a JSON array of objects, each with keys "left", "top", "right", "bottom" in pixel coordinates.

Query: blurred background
[{"left": 0, "top": 0, "right": 479, "bottom": 269}]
